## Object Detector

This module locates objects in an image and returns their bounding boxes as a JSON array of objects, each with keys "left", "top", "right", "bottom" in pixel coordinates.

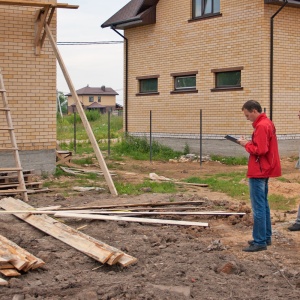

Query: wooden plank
[
  {"left": 0, "top": 262, "right": 14, "bottom": 269},
  {"left": 0, "top": 198, "right": 137, "bottom": 267},
  {"left": 55, "top": 200, "right": 206, "bottom": 211},
  {"left": 0, "top": 0, "right": 79, "bottom": 9},
  {"left": 54, "top": 212, "right": 209, "bottom": 227},
  {"left": 0, "top": 269, "right": 21, "bottom": 277},
  {"left": 44, "top": 23, "right": 118, "bottom": 196},
  {"left": 0, "top": 209, "right": 245, "bottom": 216},
  {"left": 0, "top": 278, "right": 8, "bottom": 285}
]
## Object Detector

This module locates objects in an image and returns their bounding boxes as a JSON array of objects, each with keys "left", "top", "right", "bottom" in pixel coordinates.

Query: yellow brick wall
[
  {"left": 124, "top": 0, "right": 300, "bottom": 138},
  {"left": 68, "top": 94, "right": 116, "bottom": 107},
  {"left": 0, "top": 1, "right": 57, "bottom": 150}
]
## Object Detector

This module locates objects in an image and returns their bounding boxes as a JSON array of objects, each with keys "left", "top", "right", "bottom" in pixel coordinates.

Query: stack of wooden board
[
  {"left": 0, "top": 234, "right": 45, "bottom": 277},
  {"left": 0, "top": 197, "right": 138, "bottom": 267}
]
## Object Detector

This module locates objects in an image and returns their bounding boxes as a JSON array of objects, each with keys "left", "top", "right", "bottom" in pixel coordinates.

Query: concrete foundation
[{"left": 0, "top": 149, "right": 56, "bottom": 175}]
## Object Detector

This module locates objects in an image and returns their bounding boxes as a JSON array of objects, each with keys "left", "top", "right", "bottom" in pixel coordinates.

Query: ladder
[{"left": 0, "top": 69, "right": 28, "bottom": 201}]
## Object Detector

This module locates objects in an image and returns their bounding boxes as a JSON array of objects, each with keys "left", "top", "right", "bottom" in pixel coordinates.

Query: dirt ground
[{"left": 1, "top": 157, "right": 300, "bottom": 300}]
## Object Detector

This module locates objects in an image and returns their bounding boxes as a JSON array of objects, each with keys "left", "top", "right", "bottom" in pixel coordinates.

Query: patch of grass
[
  {"left": 112, "top": 136, "right": 182, "bottom": 161},
  {"left": 71, "top": 156, "right": 94, "bottom": 166},
  {"left": 115, "top": 180, "right": 177, "bottom": 195},
  {"left": 211, "top": 155, "right": 248, "bottom": 165},
  {"left": 276, "top": 177, "right": 290, "bottom": 183},
  {"left": 268, "top": 194, "right": 297, "bottom": 211},
  {"left": 185, "top": 172, "right": 249, "bottom": 200}
]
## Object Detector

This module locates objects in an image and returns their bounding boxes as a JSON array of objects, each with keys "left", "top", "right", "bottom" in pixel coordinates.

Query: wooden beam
[
  {"left": 54, "top": 200, "right": 206, "bottom": 211},
  {"left": 0, "top": 198, "right": 137, "bottom": 267},
  {"left": 54, "top": 212, "right": 209, "bottom": 227},
  {"left": 0, "top": 0, "right": 79, "bottom": 9},
  {"left": 0, "top": 210, "right": 245, "bottom": 216},
  {"left": 44, "top": 23, "right": 118, "bottom": 196}
]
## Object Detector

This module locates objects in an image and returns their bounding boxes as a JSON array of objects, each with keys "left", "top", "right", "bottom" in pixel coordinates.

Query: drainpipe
[
  {"left": 270, "top": 0, "right": 288, "bottom": 120},
  {"left": 111, "top": 26, "right": 128, "bottom": 133}
]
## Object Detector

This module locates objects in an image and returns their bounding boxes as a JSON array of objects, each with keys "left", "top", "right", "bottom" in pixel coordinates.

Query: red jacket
[{"left": 245, "top": 113, "right": 281, "bottom": 178}]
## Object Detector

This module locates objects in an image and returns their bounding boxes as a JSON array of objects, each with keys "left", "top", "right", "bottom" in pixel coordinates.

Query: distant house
[{"left": 66, "top": 85, "right": 120, "bottom": 114}]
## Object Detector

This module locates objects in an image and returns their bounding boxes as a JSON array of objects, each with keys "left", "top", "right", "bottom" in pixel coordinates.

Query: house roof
[
  {"left": 87, "top": 102, "right": 106, "bottom": 108},
  {"left": 101, "top": 0, "right": 159, "bottom": 30},
  {"left": 66, "top": 85, "right": 118, "bottom": 96}
]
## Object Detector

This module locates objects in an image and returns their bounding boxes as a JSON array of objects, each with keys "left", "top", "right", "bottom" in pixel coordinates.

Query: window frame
[
  {"left": 211, "top": 67, "right": 244, "bottom": 92},
  {"left": 170, "top": 71, "right": 198, "bottom": 94},
  {"left": 98, "top": 96, "right": 101, "bottom": 102},
  {"left": 89, "top": 96, "right": 94, "bottom": 102},
  {"left": 136, "top": 75, "right": 160, "bottom": 96},
  {"left": 191, "top": 0, "right": 221, "bottom": 21}
]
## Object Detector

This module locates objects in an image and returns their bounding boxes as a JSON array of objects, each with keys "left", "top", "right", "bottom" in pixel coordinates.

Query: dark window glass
[
  {"left": 140, "top": 78, "right": 158, "bottom": 93},
  {"left": 175, "top": 76, "right": 196, "bottom": 90},
  {"left": 89, "top": 96, "right": 94, "bottom": 102},
  {"left": 216, "top": 71, "right": 241, "bottom": 88},
  {"left": 98, "top": 96, "right": 101, "bottom": 102},
  {"left": 193, "top": 0, "right": 220, "bottom": 18}
]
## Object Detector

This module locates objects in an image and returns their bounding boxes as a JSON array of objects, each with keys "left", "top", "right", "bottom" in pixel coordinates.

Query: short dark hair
[{"left": 242, "top": 100, "right": 262, "bottom": 113}]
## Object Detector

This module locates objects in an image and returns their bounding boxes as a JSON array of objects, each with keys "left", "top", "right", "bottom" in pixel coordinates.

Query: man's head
[{"left": 242, "top": 100, "right": 262, "bottom": 122}]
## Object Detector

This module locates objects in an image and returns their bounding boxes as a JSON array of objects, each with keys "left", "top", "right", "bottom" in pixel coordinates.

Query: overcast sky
[{"left": 57, "top": 0, "right": 130, "bottom": 104}]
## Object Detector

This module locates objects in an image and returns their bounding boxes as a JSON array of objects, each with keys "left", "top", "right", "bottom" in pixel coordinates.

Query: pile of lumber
[
  {"left": 0, "top": 197, "right": 137, "bottom": 268},
  {"left": 0, "top": 234, "right": 45, "bottom": 277}
]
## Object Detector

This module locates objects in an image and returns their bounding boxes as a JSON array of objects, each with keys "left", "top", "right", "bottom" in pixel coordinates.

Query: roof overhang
[
  {"left": 265, "top": 0, "right": 300, "bottom": 8},
  {"left": 101, "top": 0, "right": 159, "bottom": 30}
]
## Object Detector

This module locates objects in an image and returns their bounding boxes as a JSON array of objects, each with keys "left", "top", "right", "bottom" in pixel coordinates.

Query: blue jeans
[
  {"left": 249, "top": 178, "right": 272, "bottom": 246},
  {"left": 296, "top": 205, "right": 300, "bottom": 224}
]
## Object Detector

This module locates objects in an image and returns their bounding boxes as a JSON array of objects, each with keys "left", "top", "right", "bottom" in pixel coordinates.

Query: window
[
  {"left": 193, "top": 0, "right": 220, "bottom": 18},
  {"left": 136, "top": 75, "right": 159, "bottom": 95},
  {"left": 170, "top": 71, "right": 198, "bottom": 93},
  {"left": 211, "top": 67, "right": 243, "bottom": 91},
  {"left": 175, "top": 76, "right": 196, "bottom": 90},
  {"left": 216, "top": 71, "right": 241, "bottom": 88},
  {"left": 98, "top": 96, "right": 101, "bottom": 102},
  {"left": 89, "top": 96, "right": 94, "bottom": 102}
]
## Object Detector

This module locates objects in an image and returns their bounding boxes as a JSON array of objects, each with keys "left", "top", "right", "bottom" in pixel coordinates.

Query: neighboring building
[
  {"left": 66, "top": 85, "right": 119, "bottom": 114},
  {"left": 0, "top": 0, "right": 59, "bottom": 173},
  {"left": 102, "top": 0, "right": 300, "bottom": 156}
]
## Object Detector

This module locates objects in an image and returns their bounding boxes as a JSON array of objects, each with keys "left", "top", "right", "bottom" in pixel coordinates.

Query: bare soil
[{"left": 1, "top": 157, "right": 300, "bottom": 300}]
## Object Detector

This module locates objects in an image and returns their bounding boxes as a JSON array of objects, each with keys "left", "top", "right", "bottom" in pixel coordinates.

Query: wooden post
[{"left": 44, "top": 24, "right": 118, "bottom": 195}]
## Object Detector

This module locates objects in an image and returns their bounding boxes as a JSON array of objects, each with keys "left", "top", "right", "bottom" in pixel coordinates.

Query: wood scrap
[
  {"left": 0, "top": 269, "right": 20, "bottom": 277},
  {"left": 54, "top": 212, "right": 209, "bottom": 227},
  {"left": 0, "top": 277, "right": 8, "bottom": 286},
  {"left": 149, "top": 172, "right": 208, "bottom": 187},
  {"left": 60, "top": 166, "right": 116, "bottom": 176},
  {"left": 0, "top": 197, "right": 137, "bottom": 267},
  {"left": 0, "top": 234, "right": 45, "bottom": 272}
]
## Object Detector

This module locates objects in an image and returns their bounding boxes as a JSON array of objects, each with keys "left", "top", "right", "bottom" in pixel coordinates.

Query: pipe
[
  {"left": 270, "top": 0, "right": 288, "bottom": 120},
  {"left": 111, "top": 27, "right": 128, "bottom": 133}
]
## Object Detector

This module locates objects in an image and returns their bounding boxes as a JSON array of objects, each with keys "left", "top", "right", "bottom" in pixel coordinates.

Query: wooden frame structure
[{"left": 0, "top": 1, "right": 118, "bottom": 195}]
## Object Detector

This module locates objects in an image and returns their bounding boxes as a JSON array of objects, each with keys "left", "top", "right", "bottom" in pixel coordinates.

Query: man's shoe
[
  {"left": 288, "top": 223, "right": 300, "bottom": 231},
  {"left": 242, "top": 244, "right": 267, "bottom": 252},
  {"left": 248, "top": 239, "right": 271, "bottom": 246}
]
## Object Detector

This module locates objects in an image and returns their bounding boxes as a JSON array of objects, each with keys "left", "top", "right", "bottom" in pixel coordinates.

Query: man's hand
[{"left": 237, "top": 136, "right": 249, "bottom": 147}]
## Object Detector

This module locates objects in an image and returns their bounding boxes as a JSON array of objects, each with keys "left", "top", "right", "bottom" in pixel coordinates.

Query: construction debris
[
  {"left": 0, "top": 197, "right": 137, "bottom": 267},
  {"left": 0, "top": 234, "right": 45, "bottom": 277},
  {"left": 149, "top": 173, "right": 208, "bottom": 187}
]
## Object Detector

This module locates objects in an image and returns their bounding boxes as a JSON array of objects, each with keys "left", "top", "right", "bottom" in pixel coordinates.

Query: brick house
[
  {"left": 66, "top": 85, "right": 119, "bottom": 114},
  {"left": 102, "top": 0, "right": 300, "bottom": 156},
  {"left": 0, "top": 1, "right": 76, "bottom": 173}
]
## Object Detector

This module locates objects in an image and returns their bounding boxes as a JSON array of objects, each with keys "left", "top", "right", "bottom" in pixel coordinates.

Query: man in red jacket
[{"left": 238, "top": 100, "right": 281, "bottom": 252}]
